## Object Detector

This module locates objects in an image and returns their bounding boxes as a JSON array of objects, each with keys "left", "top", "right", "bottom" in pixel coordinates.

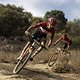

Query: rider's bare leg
[
  {"left": 30, "top": 41, "right": 45, "bottom": 58},
  {"left": 17, "top": 41, "right": 31, "bottom": 59}
]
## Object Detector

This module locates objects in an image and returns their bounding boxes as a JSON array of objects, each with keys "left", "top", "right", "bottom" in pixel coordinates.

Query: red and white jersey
[
  {"left": 59, "top": 34, "right": 72, "bottom": 45},
  {"left": 34, "top": 21, "right": 57, "bottom": 35}
]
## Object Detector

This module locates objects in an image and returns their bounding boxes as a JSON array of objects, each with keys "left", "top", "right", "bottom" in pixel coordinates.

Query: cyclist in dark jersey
[
  {"left": 54, "top": 31, "right": 72, "bottom": 49},
  {"left": 17, "top": 17, "right": 57, "bottom": 60}
]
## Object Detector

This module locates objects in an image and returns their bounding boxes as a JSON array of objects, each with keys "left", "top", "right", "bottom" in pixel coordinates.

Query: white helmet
[{"left": 48, "top": 17, "right": 57, "bottom": 24}]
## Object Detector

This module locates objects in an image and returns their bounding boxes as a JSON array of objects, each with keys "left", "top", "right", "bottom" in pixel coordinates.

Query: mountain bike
[
  {"left": 13, "top": 34, "right": 48, "bottom": 74},
  {"left": 48, "top": 46, "right": 71, "bottom": 67}
]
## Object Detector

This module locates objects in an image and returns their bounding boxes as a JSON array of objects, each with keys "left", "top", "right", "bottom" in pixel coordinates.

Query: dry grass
[
  {"left": 0, "top": 51, "right": 17, "bottom": 63},
  {"left": 49, "top": 50, "right": 80, "bottom": 73},
  {"left": 0, "top": 41, "right": 80, "bottom": 73},
  {"left": 69, "top": 50, "right": 80, "bottom": 71}
]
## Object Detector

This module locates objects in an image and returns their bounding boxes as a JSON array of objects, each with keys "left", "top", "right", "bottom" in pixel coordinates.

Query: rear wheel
[
  {"left": 48, "top": 52, "right": 58, "bottom": 67},
  {"left": 13, "top": 49, "right": 33, "bottom": 74}
]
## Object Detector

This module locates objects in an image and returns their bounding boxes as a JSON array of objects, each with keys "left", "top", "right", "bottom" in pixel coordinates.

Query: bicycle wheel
[
  {"left": 48, "top": 52, "right": 58, "bottom": 67},
  {"left": 13, "top": 50, "right": 33, "bottom": 74}
]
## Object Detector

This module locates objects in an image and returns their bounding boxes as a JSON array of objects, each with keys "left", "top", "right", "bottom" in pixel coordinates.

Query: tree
[
  {"left": 66, "top": 19, "right": 80, "bottom": 36},
  {"left": 0, "top": 4, "right": 32, "bottom": 37},
  {"left": 31, "top": 17, "right": 43, "bottom": 25}
]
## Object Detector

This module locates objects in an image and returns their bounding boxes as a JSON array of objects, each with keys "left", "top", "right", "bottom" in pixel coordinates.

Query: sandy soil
[{"left": 0, "top": 62, "right": 80, "bottom": 80}]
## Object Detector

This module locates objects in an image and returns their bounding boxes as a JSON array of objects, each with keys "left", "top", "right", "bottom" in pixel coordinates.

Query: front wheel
[
  {"left": 48, "top": 52, "right": 58, "bottom": 67},
  {"left": 13, "top": 50, "right": 33, "bottom": 74}
]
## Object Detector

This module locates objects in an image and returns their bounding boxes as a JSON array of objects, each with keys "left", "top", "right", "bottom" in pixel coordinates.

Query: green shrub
[{"left": 72, "top": 36, "right": 80, "bottom": 49}]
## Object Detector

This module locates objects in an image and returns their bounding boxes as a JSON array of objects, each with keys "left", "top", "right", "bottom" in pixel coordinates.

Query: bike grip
[{"left": 25, "top": 31, "right": 30, "bottom": 37}]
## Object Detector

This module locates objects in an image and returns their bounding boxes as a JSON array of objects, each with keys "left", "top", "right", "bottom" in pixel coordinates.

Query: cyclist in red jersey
[
  {"left": 54, "top": 31, "right": 72, "bottom": 50},
  {"left": 17, "top": 17, "right": 57, "bottom": 60}
]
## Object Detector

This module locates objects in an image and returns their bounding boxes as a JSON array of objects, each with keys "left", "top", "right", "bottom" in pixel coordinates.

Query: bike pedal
[{"left": 29, "top": 58, "right": 33, "bottom": 61}]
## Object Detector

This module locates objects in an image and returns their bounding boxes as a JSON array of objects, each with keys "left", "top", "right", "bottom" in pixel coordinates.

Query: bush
[
  {"left": 51, "top": 55, "right": 75, "bottom": 73},
  {"left": 72, "top": 36, "right": 80, "bottom": 49},
  {"left": 53, "top": 64, "right": 72, "bottom": 73}
]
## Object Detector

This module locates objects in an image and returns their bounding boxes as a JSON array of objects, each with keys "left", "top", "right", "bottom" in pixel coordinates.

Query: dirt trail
[{"left": 0, "top": 62, "right": 80, "bottom": 80}]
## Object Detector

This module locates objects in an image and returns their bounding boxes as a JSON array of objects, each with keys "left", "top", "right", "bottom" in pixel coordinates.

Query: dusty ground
[
  {"left": 0, "top": 40, "right": 80, "bottom": 80},
  {"left": 0, "top": 62, "right": 80, "bottom": 80}
]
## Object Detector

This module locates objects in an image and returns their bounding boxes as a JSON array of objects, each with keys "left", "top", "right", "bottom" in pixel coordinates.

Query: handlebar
[
  {"left": 34, "top": 39, "right": 48, "bottom": 50},
  {"left": 53, "top": 45, "right": 67, "bottom": 52},
  {"left": 25, "top": 30, "right": 48, "bottom": 50}
]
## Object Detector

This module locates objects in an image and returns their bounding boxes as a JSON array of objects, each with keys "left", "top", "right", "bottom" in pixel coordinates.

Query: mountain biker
[
  {"left": 54, "top": 30, "right": 72, "bottom": 50},
  {"left": 17, "top": 17, "right": 57, "bottom": 60}
]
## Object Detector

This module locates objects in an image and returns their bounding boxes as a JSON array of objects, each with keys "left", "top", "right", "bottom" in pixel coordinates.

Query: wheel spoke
[{"left": 48, "top": 53, "right": 58, "bottom": 67}]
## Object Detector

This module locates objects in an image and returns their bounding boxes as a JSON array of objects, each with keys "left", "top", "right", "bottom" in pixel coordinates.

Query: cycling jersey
[
  {"left": 29, "top": 21, "right": 57, "bottom": 44},
  {"left": 59, "top": 34, "right": 72, "bottom": 45},
  {"left": 34, "top": 21, "right": 56, "bottom": 34}
]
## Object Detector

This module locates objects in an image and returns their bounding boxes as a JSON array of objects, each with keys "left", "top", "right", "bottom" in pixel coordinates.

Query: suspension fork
[{"left": 28, "top": 42, "right": 36, "bottom": 53}]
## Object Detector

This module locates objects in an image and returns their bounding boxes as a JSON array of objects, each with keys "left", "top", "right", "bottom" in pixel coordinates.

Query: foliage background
[{"left": 0, "top": 4, "right": 80, "bottom": 49}]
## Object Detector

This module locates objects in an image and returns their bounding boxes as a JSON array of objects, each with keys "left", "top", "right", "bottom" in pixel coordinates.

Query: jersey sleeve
[{"left": 34, "top": 22, "right": 46, "bottom": 28}]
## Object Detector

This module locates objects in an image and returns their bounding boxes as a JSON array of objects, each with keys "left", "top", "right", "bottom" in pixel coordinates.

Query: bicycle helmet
[{"left": 48, "top": 17, "right": 57, "bottom": 24}]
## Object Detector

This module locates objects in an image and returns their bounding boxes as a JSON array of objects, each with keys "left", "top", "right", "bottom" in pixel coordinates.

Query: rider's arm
[
  {"left": 25, "top": 23, "right": 42, "bottom": 35},
  {"left": 27, "top": 22, "right": 44, "bottom": 31},
  {"left": 48, "top": 33, "right": 54, "bottom": 48},
  {"left": 27, "top": 25, "right": 36, "bottom": 31},
  {"left": 54, "top": 37, "right": 63, "bottom": 45}
]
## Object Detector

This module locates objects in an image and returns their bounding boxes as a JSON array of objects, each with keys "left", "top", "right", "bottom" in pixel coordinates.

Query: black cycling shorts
[
  {"left": 63, "top": 43, "right": 68, "bottom": 49},
  {"left": 29, "top": 30, "right": 47, "bottom": 43}
]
